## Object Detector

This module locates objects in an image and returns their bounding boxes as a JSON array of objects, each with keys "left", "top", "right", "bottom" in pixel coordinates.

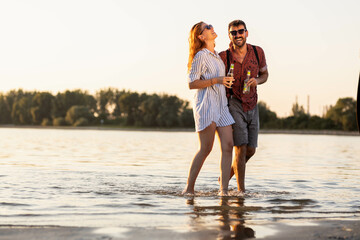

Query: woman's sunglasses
[
  {"left": 229, "top": 29, "right": 247, "bottom": 36},
  {"left": 200, "top": 24, "right": 213, "bottom": 34}
]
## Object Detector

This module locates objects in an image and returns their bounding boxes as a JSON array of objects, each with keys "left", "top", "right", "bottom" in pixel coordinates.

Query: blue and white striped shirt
[{"left": 188, "top": 48, "right": 235, "bottom": 132}]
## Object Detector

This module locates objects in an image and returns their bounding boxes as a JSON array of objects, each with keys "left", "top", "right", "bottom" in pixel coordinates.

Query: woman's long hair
[{"left": 187, "top": 22, "right": 205, "bottom": 72}]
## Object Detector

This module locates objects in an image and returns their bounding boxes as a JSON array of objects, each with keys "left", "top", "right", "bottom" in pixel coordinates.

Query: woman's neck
[{"left": 205, "top": 40, "right": 215, "bottom": 53}]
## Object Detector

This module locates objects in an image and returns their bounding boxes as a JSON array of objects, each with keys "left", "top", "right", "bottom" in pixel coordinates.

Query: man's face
[{"left": 229, "top": 25, "right": 248, "bottom": 48}]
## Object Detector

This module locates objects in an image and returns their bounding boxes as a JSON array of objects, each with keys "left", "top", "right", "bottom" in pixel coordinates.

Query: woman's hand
[{"left": 215, "top": 76, "right": 234, "bottom": 88}]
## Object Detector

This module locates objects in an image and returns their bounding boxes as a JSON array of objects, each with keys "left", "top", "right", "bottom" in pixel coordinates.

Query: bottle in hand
[
  {"left": 243, "top": 70, "right": 251, "bottom": 94},
  {"left": 227, "top": 64, "right": 234, "bottom": 88}
]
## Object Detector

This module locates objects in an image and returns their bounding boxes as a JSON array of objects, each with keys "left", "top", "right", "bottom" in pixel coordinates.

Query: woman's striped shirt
[{"left": 188, "top": 48, "right": 235, "bottom": 132}]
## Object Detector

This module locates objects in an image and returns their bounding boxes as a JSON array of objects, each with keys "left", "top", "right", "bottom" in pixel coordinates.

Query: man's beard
[{"left": 233, "top": 37, "right": 246, "bottom": 48}]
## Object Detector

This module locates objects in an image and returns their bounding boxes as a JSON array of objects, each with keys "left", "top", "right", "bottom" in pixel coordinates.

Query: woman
[{"left": 183, "top": 22, "right": 235, "bottom": 196}]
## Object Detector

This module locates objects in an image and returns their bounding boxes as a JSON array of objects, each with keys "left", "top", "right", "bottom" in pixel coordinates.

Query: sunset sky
[{"left": 0, "top": 0, "right": 359, "bottom": 116}]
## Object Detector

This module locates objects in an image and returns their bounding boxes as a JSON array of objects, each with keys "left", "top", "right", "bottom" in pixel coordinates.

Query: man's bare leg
[
  {"left": 233, "top": 145, "right": 247, "bottom": 192},
  {"left": 228, "top": 146, "right": 256, "bottom": 180}
]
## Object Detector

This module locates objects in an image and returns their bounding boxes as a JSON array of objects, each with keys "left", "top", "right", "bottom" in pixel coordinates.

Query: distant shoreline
[
  {"left": 259, "top": 129, "right": 359, "bottom": 136},
  {"left": 0, "top": 125, "right": 359, "bottom": 136}
]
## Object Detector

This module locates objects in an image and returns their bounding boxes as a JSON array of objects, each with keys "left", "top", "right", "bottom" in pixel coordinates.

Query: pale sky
[{"left": 0, "top": 0, "right": 359, "bottom": 116}]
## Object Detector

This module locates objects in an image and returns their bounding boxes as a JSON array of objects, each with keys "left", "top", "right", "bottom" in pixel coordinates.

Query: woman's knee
[
  {"left": 200, "top": 144, "right": 213, "bottom": 156},
  {"left": 221, "top": 140, "right": 234, "bottom": 154}
]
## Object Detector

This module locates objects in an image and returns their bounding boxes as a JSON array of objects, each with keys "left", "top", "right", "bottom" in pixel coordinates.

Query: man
[{"left": 219, "top": 20, "right": 269, "bottom": 192}]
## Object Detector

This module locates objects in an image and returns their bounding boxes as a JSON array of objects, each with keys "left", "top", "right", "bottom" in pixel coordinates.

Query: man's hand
[{"left": 247, "top": 78, "right": 258, "bottom": 87}]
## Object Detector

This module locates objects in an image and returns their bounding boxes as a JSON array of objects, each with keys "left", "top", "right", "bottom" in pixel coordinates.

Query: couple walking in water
[{"left": 183, "top": 20, "right": 269, "bottom": 196}]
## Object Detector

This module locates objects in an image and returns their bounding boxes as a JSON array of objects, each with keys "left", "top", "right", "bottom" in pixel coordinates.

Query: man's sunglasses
[
  {"left": 229, "top": 29, "right": 247, "bottom": 36},
  {"left": 200, "top": 24, "right": 213, "bottom": 34}
]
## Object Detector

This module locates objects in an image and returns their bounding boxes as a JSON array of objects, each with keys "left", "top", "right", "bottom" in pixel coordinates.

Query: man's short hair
[{"left": 228, "top": 20, "right": 247, "bottom": 32}]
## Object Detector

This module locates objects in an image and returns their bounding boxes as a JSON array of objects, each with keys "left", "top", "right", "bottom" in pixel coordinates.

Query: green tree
[
  {"left": 96, "top": 88, "right": 115, "bottom": 120},
  {"left": 258, "top": 101, "right": 279, "bottom": 129},
  {"left": 52, "top": 90, "right": 96, "bottom": 118},
  {"left": 326, "top": 97, "right": 357, "bottom": 131},
  {"left": 282, "top": 101, "right": 310, "bottom": 129},
  {"left": 139, "top": 94, "right": 161, "bottom": 127},
  {"left": 53, "top": 117, "right": 66, "bottom": 126},
  {"left": 0, "top": 94, "right": 12, "bottom": 124},
  {"left": 291, "top": 102, "right": 306, "bottom": 117},
  {"left": 156, "top": 95, "right": 182, "bottom": 127},
  {"left": 179, "top": 101, "right": 194, "bottom": 128},
  {"left": 118, "top": 91, "right": 142, "bottom": 126},
  {"left": 112, "top": 89, "right": 126, "bottom": 119},
  {"left": 11, "top": 95, "right": 34, "bottom": 125},
  {"left": 31, "top": 92, "right": 54, "bottom": 124},
  {"left": 4, "top": 89, "right": 28, "bottom": 123},
  {"left": 307, "top": 115, "right": 336, "bottom": 130},
  {"left": 65, "top": 105, "right": 93, "bottom": 126}
]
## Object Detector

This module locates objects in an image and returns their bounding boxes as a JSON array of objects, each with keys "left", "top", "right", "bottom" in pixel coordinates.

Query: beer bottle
[
  {"left": 227, "top": 64, "right": 234, "bottom": 77},
  {"left": 227, "top": 64, "right": 234, "bottom": 88},
  {"left": 243, "top": 70, "right": 251, "bottom": 94}
]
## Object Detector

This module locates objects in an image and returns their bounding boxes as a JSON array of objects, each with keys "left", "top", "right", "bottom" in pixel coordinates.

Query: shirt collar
[
  {"left": 229, "top": 42, "right": 252, "bottom": 53},
  {"left": 202, "top": 48, "right": 220, "bottom": 58}
]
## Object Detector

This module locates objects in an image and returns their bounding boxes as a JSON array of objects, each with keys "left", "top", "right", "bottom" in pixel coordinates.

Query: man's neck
[{"left": 232, "top": 43, "right": 247, "bottom": 56}]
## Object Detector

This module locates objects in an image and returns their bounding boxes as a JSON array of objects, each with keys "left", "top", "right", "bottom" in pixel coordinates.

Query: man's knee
[{"left": 247, "top": 147, "right": 256, "bottom": 158}]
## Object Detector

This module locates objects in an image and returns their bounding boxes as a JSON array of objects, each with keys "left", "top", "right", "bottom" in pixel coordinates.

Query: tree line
[
  {"left": 258, "top": 97, "right": 357, "bottom": 131},
  {"left": 0, "top": 88, "right": 194, "bottom": 128},
  {"left": 0, "top": 88, "right": 357, "bottom": 131}
]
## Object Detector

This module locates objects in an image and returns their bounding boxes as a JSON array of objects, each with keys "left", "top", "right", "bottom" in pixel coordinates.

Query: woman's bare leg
[
  {"left": 183, "top": 123, "right": 217, "bottom": 194},
  {"left": 216, "top": 125, "right": 234, "bottom": 196}
]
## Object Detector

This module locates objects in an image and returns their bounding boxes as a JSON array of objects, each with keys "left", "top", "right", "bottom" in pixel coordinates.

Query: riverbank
[
  {"left": 259, "top": 129, "right": 359, "bottom": 136},
  {"left": 0, "top": 220, "right": 359, "bottom": 240},
  {"left": 0, "top": 124, "right": 359, "bottom": 136}
]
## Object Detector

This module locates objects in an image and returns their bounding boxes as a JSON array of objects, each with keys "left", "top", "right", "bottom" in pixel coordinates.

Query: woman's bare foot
[
  {"left": 218, "top": 189, "right": 229, "bottom": 196},
  {"left": 182, "top": 188, "right": 194, "bottom": 196}
]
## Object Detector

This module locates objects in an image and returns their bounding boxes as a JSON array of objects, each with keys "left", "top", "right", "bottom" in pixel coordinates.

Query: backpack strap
[
  {"left": 252, "top": 45, "right": 260, "bottom": 78},
  {"left": 252, "top": 45, "right": 260, "bottom": 65},
  {"left": 225, "top": 49, "right": 233, "bottom": 98},
  {"left": 226, "top": 49, "right": 231, "bottom": 73}
]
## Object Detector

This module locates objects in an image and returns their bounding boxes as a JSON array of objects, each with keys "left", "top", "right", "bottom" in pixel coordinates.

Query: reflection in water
[{"left": 186, "top": 197, "right": 255, "bottom": 239}]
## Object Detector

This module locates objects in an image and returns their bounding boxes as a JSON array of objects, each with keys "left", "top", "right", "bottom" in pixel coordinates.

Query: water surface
[{"left": 0, "top": 128, "right": 359, "bottom": 238}]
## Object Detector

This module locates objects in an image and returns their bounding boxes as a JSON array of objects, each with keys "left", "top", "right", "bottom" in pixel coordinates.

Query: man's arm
[{"left": 248, "top": 68, "right": 268, "bottom": 87}]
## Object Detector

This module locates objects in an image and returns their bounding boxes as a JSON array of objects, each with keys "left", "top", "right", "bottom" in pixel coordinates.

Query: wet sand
[
  {"left": 257, "top": 220, "right": 360, "bottom": 240},
  {"left": 0, "top": 220, "right": 359, "bottom": 240}
]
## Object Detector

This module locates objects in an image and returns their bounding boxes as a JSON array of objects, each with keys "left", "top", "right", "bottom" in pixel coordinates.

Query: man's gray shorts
[{"left": 228, "top": 97, "right": 259, "bottom": 148}]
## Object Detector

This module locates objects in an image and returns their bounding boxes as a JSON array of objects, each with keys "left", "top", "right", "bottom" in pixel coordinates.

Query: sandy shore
[{"left": 1, "top": 220, "right": 359, "bottom": 240}]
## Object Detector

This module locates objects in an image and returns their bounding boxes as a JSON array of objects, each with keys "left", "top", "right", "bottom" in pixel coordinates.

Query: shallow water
[{"left": 0, "top": 128, "right": 359, "bottom": 238}]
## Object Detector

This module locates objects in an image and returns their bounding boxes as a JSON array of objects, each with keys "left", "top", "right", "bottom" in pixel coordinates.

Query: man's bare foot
[{"left": 235, "top": 190, "right": 245, "bottom": 197}]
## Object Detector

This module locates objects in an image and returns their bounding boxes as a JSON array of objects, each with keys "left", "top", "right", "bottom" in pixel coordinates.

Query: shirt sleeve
[{"left": 188, "top": 51, "right": 205, "bottom": 83}]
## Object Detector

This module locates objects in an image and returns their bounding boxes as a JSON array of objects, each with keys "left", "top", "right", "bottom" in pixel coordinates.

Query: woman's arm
[{"left": 189, "top": 77, "right": 234, "bottom": 89}]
